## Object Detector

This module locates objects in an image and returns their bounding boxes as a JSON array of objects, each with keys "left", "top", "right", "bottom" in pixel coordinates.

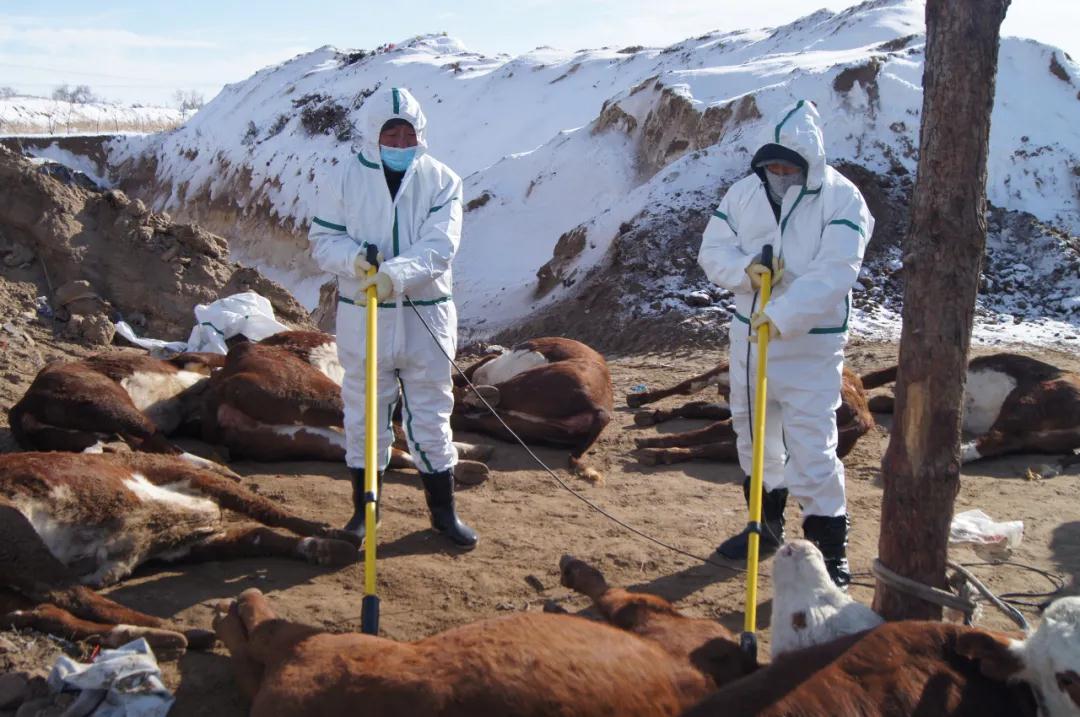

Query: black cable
[{"left": 401, "top": 295, "right": 747, "bottom": 575}]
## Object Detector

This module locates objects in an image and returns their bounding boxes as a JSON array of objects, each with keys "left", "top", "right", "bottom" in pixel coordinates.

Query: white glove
[
  {"left": 353, "top": 251, "right": 384, "bottom": 278},
  {"left": 357, "top": 271, "right": 394, "bottom": 301},
  {"left": 745, "top": 254, "right": 785, "bottom": 290},
  {"left": 750, "top": 310, "right": 781, "bottom": 339}
]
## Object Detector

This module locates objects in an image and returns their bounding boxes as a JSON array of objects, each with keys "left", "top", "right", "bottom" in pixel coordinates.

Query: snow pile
[
  {"left": 0, "top": 96, "right": 186, "bottom": 136},
  {"left": 102, "top": 0, "right": 1078, "bottom": 348}
]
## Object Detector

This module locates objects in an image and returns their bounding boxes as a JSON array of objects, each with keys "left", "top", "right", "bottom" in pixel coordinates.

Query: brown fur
[
  {"left": 0, "top": 452, "right": 359, "bottom": 650},
  {"left": 215, "top": 556, "right": 755, "bottom": 717},
  {"left": 632, "top": 364, "right": 873, "bottom": 466},
  {"left": 9, "top": 352, "right": 222, "bottom": 453},
  {"left": 452, "top": 337, "right": 614, "bottom": 479},
  {"left": 862, "top": 353, "right": 1080, "bottom": 461},
  {"left": 681, "top": 621, "right": 1037, "bottom": 717}
]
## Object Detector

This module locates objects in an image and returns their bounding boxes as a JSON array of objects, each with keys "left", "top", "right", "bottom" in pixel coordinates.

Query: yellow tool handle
[
  {"left": 363, "top": 267, "right": 379, "bottom": 596},
  {"left": 742, "top": 256, "right": 773, "bottom": 644}
]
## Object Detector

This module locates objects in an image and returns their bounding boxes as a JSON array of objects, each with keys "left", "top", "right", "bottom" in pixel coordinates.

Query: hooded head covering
[
  {"left": 356, "top": 86, "right": 429, "bottom": 167},
  {"left": 751, "top": 100, "right": 827, "bottom": 193}
]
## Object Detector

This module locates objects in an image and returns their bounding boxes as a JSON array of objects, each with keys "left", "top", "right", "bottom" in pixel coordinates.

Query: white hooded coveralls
[
  {"left": 698, "top": 101, "right": 874, "bottom": 517},
  {"left": 308, "top": 87, "right": 463, "bottom": 473}
]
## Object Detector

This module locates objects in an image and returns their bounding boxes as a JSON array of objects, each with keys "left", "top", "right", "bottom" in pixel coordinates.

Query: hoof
[
  {"left": 455, "top": 460, "right": 490, "bottom": 486},
  {"left": 464, "top": 384, "right": 501, "bottom": 408},
  {"left": 633, "top": 411, "right": 659, "bottom": 427},
  {"left": 300, "top": 537, "right": 360, "bottom": 566},
  {"left": 633, "top": 449, "right": 661, "bottom": 466}
]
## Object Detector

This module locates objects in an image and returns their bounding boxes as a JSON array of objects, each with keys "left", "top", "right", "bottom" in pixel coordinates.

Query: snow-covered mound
[
  {"left": 105, "top": 0, "right": 1080, "bottom": 348},
  {"left": 0, "top": 96, "right": 185, "bottom": 136}
]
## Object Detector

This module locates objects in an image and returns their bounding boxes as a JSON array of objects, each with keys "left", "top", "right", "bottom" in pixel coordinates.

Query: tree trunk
[{"left": 873, "top": 0, "right": 1010, "bottom": 621}]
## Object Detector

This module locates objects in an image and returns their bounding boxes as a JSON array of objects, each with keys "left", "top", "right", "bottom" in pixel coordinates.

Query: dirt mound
[{"left": 0, "top": 145, "right": 311, "bottom": 344}]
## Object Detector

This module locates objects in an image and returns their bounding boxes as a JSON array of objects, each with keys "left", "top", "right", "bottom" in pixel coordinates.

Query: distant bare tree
[
  {"left": 173, "top": 89, "right": 206, "bottom": 112},
  {"left": 52, "top": 84, "right": 98, "bottom": 104},
  {"left": 0, "top": 87, "right": 16, "bottom": 100}
]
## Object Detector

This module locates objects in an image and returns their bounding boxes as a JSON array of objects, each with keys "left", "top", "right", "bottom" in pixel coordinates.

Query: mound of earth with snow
[{"left": 0, "top": 146, "right": 310, "bottom": 346}]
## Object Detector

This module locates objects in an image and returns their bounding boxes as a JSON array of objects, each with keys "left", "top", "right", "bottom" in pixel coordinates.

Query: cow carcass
[
  {"left": 862, "top": 353, "right": 1080, "bottom": 464},
  {"left": 0, "top": 451, "right": 359, "bottom": 651},
  {"left": 452, "top": 337, "right": 614, "bottom": 481},
  {"left": 630, "top": 362, "right": 873, "bottom": 466}
]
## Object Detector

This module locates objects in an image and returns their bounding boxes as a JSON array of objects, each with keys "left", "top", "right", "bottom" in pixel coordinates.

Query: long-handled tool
[
  {"left": 740, "top": 243, "right": 774, "bottom": 661},
  {"left": 361, "top": 244, "right": 381, "bottom": 635}
]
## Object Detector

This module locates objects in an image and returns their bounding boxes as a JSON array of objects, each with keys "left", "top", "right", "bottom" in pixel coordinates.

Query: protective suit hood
[
  {"left": 356, "top": 86, "right": 429, "bottom": 166},
  {"left": 752, "top": 100, "right": 827, "bottom": 192}
]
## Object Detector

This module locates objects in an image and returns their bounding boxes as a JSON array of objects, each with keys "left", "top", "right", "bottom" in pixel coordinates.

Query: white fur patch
[
  {"left": 123, "top": 474, "right": 220, "bottom": 516},
  {"left": 1017, "top": 596, "right": 1080, "bottom": 717},
  {"left": 309, "top": 341, "right": 345, "bottom": 386},
  {"left": 272, "top": 425, "right": 347, "bottom": 448},
  {"left": 960, "top": 441, "right": 982, "bottom": 464},
  {"left": 82, "top": 440, "right": 107, "bottom": 454},
  {"left": 963, "top": 368, "right": 1017, "bottom": 436},
  {"left": 473, "top": 349, "right": 548, "bottom": 387},
  {"left": 770, "top": 540, "right": 883, "bottom": 659},
  {"left": 121, "top": 369, "right": 208, "bottom": 432}
]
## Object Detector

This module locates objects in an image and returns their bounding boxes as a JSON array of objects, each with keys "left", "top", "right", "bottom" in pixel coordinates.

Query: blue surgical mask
[{"left": 380, "top": 145, "right": 416, "bottom": 172}]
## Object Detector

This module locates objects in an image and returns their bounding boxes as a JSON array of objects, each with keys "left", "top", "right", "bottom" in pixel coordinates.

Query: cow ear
[{"left": 955, "top": 629, "right": 1024, "bottom": 681}]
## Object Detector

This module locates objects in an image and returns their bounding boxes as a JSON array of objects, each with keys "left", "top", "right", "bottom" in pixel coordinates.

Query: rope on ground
[
  {"left": 405, "top": 298, "right": 746, "bottom": 575},
  {"left": 946, "top": 561, "right": 1029, "bottom": 632}
]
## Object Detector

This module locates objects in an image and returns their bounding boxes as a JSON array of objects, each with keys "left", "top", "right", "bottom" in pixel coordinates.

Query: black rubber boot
[
  {"left": 716, "top": 476, "right": 787, "bottom": 560},
  {"left": 421, "top": 469, "right": 478, "bottom": 549},
  {"left": 343, "top": 467, "right": 382, "bottom": 541},
  {"left": 803, "top": 514, "right": 852, "bottom": 589}
]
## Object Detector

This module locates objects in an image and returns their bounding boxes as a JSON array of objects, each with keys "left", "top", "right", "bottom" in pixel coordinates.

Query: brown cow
[
  {"left": 9, "top": 351, "right": 223, "bottom": 454},
  {"left": 862, "top": 353, "right": 1080, "bottom": 464},
  {"left": 631, "top": 363, "right": 873, "bottom": 466},
  {"left": 682, "top": 596, "right": 1080, "bottom": 717},
  {"left": 452, "top": 337, "right": 614, "bottom": 481},
  {"left": 213, "top": 558, "right": 755, "bottom": 717},
  {"left": 0, "top": 451, "right": 359, "bottom": 651},
  {"left": 202, "top": 331, "right": 492, "bottom": 482}
]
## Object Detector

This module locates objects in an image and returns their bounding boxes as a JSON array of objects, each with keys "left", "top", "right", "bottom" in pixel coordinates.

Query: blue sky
[{"left": 1, "top": 1, "right": 1077, "bottom": 106}]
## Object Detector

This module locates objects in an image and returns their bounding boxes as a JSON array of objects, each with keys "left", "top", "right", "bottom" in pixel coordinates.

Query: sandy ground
[{"left": 1, "top": 282, "right": 1078, "bottom": 715}]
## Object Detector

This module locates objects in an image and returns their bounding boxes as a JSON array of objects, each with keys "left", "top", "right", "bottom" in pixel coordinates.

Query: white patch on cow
[
  {"left": 770, "top": 540, "right": 883, "bottom": 659},
  {"left": 82, "top": 441, "right": 106, "bottom": 454},
  {"left": 473, "top": 350, "right": 548, "bottom": 387},
  {"left": 121, "top": 369, "right": 208, "bottom": 432},
  {"left": 309, "top": 341, "right": 344, "bottom": 386},
  {"left": 962, "top": 368, "right": 1017, "bottom": 435},
  {"left": 1015, "top": 596, "right": 1080, "bottom": 717},
  {"left": 960, "top": 441, "right": 982, "bottom": 464},
  {"left": 123, "top": 474, "right": 219, "bottom": 516},
  {"left": 272, "top": 425, "right": 347, "bottom": 448},
  {"left": 179, "top": 452, "right": 219, "bottom": 471}
]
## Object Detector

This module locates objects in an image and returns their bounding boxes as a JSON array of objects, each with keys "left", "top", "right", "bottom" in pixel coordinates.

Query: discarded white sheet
[
  {"left": 950, "top": 509, "right": 1023, "bottom": 559},
  {"left": 115, "top": 291, "right": 290, "bottom": 356},
  {"left": 47, "top": 638, "right": 174, "bottom": 717}
]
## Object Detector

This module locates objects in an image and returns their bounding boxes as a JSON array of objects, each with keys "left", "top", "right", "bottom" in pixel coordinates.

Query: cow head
[
  {"left": 774, "top": 540, "right": 836, "bottom": 596},
  {"left": 958, "top": 596, "right": 1080, "bottom": 716}
]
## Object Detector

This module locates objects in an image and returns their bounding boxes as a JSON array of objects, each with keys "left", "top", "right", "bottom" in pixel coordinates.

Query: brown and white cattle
[
  {"left": 213, "top": 557, "right": 755, "bottom": 717},
  {"left": 862, "top": 353, "right": 1080, "bottom": 464},
  {"left": 452, "top": 337, "right": 614, "bottom": 481},
  {"left": 9, "top": 352, "right": 223, "bottom": 454},
  {"left": 682, "top": 596, "right": 1080, "bottom": 717},
  {"left": 769, "top": 540, "right": 882, "bottom": 659},
  {"left": 631, "top": 363, "right": 873, "bottom": 466},
  {"left": 202, "top": 331, "right": 492, "bottom": 481},
  {"left": 0, "top": 451, "right": 359, "bottom": 651}
]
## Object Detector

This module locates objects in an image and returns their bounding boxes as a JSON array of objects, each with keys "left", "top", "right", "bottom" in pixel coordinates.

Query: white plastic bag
[
  {"left": 185, "top": 291, "right": 289, "bottom": 354},
  {"left": 47, "top": 638, "right": 174, "bottom": 717},
  {"left": 949, "top": 509, "right": 1023, "bottom": 552}
]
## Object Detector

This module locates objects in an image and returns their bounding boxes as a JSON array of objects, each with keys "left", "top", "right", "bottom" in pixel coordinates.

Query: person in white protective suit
[
  {"left": 308, "top": 86, "right": 477, "bottom": 549},
  {"left": 698, "top": 100, "right": 874, "bottom": 587}
]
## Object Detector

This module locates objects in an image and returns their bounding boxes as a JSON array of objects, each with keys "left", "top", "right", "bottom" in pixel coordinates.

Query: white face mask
[{"left": 765, "top": 170, "right": 805, "bottom": 204}]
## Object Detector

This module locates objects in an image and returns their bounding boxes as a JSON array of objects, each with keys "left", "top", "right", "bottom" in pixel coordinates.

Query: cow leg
[
  {"left": 3, "top": 602, "right": 190, "bottom": 651},
  {"left": 635, "top": 421, "right": 735, "bottom": 449},
  {"left": 171, "top": 470, "right": 361, "bottom": 548},
  {"left": 560, "top": 556, "right": 679, "bottom": 629},
  {"left": 634, "top": 441, "right": 739, "bottom": 466},
  {"left": 626, "top": 365, "right": 730, "bottom": 408},
  {"left": 212, "top": 404, "right": 346, "bottom": 462},
  {"left": 177, "top": 526, "right": 358, "bottom": 567},
  {"left": 635, "top": 402, "right": 731, "bottom": 427},
  {"left": 964, "top": 428, "right": 1080, "bottom": 463}
]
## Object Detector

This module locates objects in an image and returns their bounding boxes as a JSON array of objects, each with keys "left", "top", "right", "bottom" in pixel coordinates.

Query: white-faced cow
[
  {"left": 452, "top": 337, "right": 614, "bottom": 481},
  {"left": 862, "top": 353, "right": 1080, "bottom": 465},
  {"left": 9, "top": 352, "right": 224, "bottom": 454},
  {"left": 201, "top": 331, "right": 492, "bottom": 481},
  {"left": 630, "top": 363, "right": 873, "bottom": 466},
  {"left": 0, "top": 451, "right": 360, "bottom": 652},
  {"left": 212, "top": 556, "right": 756, "bottom": 717},
  {"left": 682, "top": 596, "right": 1080, "bottom": 717}
]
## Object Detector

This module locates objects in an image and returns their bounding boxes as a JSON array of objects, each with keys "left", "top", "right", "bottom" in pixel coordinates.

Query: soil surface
[{"left": 0, "top": 273, "right": 1077, "bottom": 715}]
